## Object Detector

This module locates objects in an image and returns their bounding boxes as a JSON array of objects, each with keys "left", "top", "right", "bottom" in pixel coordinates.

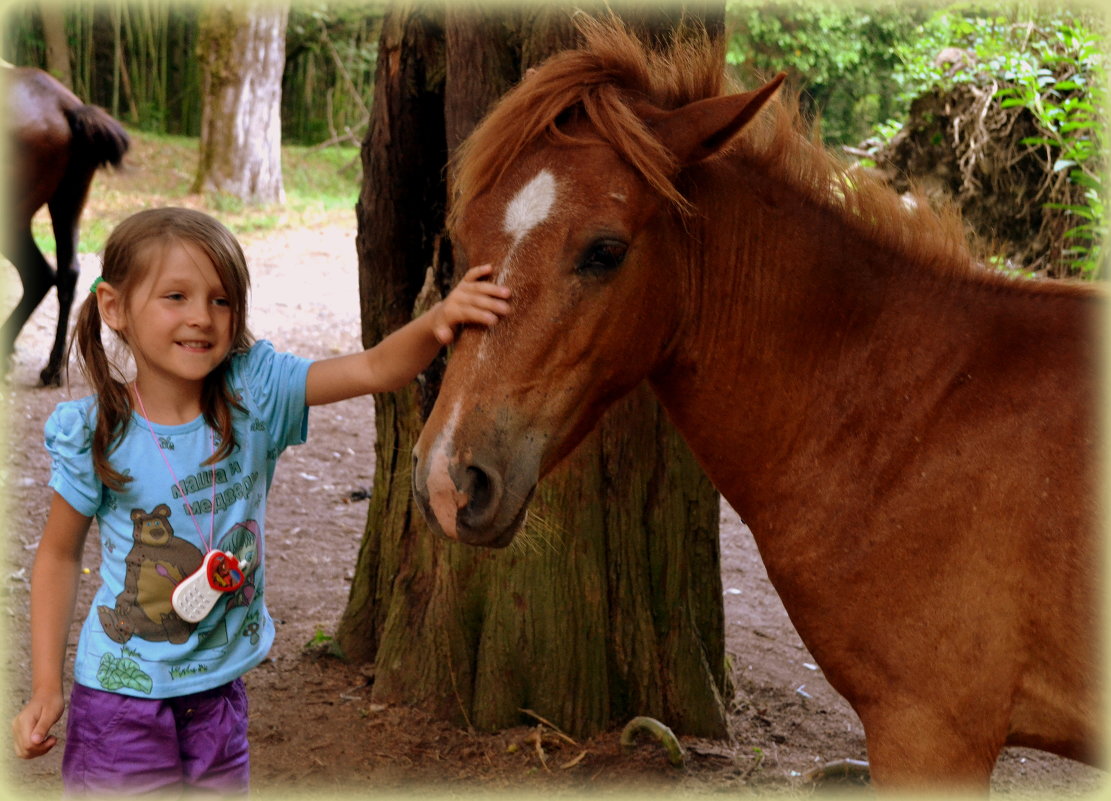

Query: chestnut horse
[
  {"left": 411, "top": 18, "right": 1101, "bottom": 790},
  {"left": 3, "top": 66, "right": 129, "bottom": 385}
]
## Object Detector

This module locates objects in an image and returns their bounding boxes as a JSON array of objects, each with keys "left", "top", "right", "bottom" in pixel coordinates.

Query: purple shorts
[{"left": 62, "top": 679, "right": 250, "bottom": 796}]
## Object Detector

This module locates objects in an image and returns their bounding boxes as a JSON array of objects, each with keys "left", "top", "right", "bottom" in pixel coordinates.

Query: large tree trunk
[
  {"left": 338, "top": 1, "right": 728, "bottom": 739},
  {"left": 192, "top": 1, "right": 287, "bottom": 204}
]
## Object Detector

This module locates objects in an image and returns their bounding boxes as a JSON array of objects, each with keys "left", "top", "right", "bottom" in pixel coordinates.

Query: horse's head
[{"left": 412, "top": 23, "right": 783, "bottom": 547}]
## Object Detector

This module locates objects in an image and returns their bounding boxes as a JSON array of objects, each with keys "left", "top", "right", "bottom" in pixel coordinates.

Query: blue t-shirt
[{"left": 45, "top": 340, "right": 311, "bottom": 698}]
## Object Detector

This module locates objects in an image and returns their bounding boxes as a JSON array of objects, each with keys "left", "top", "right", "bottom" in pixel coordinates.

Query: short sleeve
[
  {"left": 234, "top": 340, "right": 311, "bottom": 449},
  {"left": 44, "top": 400, "right": 102, "bottom": 517}
]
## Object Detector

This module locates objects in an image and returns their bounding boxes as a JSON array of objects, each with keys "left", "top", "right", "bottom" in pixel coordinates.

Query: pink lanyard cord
[{"left": 131, "top": 383, "right": 218, "bottom": 554}]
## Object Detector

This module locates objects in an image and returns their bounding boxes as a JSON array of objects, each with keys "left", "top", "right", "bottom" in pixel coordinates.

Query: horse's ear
[{"left": 647, "top": 72, "right": 786, "bottom": 167}]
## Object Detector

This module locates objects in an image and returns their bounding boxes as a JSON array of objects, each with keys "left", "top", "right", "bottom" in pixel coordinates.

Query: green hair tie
[{"left": 89, "top": 276, "right": 104, "bottom": 294}]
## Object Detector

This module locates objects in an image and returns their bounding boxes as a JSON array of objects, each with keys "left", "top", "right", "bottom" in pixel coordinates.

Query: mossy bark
[
  {"left": 193, "top": 2, "right": 287, "bottom": 203},
  {"left": 337, "top": 1, "right": 730, "bottom": 740}
]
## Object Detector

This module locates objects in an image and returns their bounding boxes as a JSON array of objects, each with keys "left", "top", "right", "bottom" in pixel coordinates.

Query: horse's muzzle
[{"left": 411, "top": 437, "right": 540, "bottom": 548}]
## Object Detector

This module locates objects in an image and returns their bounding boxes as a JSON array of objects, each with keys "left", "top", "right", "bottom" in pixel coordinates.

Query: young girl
[{"left": 10, "top": 207, "right": 511, "bottom": 795}]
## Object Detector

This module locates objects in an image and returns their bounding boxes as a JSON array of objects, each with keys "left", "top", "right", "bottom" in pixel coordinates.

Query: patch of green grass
[
  {"left": 29, "top": 129, "right": 361, "bottom": 257},
  {"left": 73, "top": 218, "right": 115, "bottom": 256},
  {"left": 303, "top": 625, "right": 344, "bottom": 659},
  {"left": 304, "top": 627, "right": 335, "bottom": 649},
  {"left": 284, "top": 143, "right": 361, "bottom": 213}
]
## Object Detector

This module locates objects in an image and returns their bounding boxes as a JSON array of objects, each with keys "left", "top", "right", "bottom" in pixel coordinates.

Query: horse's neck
[{"left": 651, "top": 163, "right": 1066, "bottom": 529}]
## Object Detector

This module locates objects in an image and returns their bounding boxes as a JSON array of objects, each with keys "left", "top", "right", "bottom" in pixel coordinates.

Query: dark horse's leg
[
  {"left": 40, "top": 164, "right": 97, "bottom": 386},
  {"left": 1, "top": 227, "right": 56, "bottom": 374}
]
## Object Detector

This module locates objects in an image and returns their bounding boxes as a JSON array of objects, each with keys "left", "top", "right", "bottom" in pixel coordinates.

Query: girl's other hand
[
  {"left": 432, "top": 264, "right": 511, "bottom": 344},
  {"left": 12, "top": 692, "right": 64, "bottom": 759}
]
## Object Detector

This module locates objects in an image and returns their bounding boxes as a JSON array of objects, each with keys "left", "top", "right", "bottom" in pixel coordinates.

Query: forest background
[{"left": 2, "top": 0, "right": 1106, "bottom": 278}]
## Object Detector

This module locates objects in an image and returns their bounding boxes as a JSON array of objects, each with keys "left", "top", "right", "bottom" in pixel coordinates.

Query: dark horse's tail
[{"left": 64, "top": 105, "right": 129, "bottom": 167}]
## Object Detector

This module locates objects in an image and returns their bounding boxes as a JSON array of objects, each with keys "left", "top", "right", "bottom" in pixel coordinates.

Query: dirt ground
[{"left": 2, "top": 220, "right": 1105, "bottom": 799}]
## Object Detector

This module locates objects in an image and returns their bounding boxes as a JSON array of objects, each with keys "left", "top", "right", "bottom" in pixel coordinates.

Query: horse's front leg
[
  {"left": 1, "top": 227, "right": 56, "bottom": 373},
  {"left": 856, "top": 698, "right": 1002, "bottom": 792}
]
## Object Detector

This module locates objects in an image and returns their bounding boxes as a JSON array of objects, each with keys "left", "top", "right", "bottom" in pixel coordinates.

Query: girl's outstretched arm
[
  {"left": 12, "top": 493, "right": 91, "bottom": 759},
  {"left": 305, "top": 264, "right": 511, "bottom": 406}
]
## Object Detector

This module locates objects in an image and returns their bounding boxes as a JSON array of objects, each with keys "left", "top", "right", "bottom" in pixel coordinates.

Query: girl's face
[{"left": 108, "top": 240, "right": 235, "bottom": 393}]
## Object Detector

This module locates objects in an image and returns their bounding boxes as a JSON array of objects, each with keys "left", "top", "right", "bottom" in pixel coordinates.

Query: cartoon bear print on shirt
[{"left": 98, "top": 504, "right": 203, "bottom": 645}]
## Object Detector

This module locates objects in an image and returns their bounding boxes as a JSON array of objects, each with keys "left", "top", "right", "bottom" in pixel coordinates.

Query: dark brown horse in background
[
  {"left": 3, "top": 66, "right": 128, "bottom": 385},
  {"left": 410, "top": 17, "right": 1102, "bottom": 790}
]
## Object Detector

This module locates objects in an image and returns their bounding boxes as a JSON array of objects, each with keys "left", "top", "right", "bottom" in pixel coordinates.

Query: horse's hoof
[{"left": 40, "top": 368, "right": 63, "bottom": 387}]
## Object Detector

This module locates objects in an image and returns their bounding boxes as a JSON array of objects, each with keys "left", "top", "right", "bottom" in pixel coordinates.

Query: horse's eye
[{"left": 577, "top": 240, "right": 628, "bottom": 278}]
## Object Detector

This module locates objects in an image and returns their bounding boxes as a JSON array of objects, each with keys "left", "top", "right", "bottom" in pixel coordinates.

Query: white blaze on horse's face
[
  {"left": 472, "top": 166, "right": 559, "bottom": 368},
  {"left": 424, "top": 401, "right": 464, "bottom": 540},
  {"left": 498, "top": 168, "right": 557, "bottom": 284}
]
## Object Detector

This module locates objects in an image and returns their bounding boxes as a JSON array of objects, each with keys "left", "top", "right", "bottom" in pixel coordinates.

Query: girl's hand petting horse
[
  {"left": 305, "top": 262, "right": 511, "bottom": 406},
  {"left": 430, "top": 264, "right": 511, "bottom": 344}
]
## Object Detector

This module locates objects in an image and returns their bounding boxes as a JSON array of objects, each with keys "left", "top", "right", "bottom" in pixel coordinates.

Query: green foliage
[
  {"left": 284, "top": 2, "right": 383, "bottom": 145},
  {"left": 879, "top": 7, "right": 1107, "bottom": 277},
  {"left": 1, "top": 1, "right": 203, "bottom": 136},
  {"left": 2, "top": 0, "right": 383, "bottom": 145},
  {"left": 726, "top": 1, "right": 927, "bottom": 144},
  {"left": 998, "top": 20, "right": 1106, "bottom": 277},
  {"left": 726, "top": 1, "right": 1107, "bottom": 278}
]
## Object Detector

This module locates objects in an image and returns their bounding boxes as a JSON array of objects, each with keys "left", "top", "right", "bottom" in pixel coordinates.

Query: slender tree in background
[
  {"left": 192, "top": 1, "right": 288, "bottom": 204},
  {"left": 40, "top": 1, "right": 71, "bottom": 87},
  {"left": 337, "top": 1, "right": 730, "bottom": 739}
]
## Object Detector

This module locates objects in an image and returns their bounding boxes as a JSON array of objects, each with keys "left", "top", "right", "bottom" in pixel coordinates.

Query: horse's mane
[{"left": 452, "top": 15, "right": 1072, "bottom": 290}]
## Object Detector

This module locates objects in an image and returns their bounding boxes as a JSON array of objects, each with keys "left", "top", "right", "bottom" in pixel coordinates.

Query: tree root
[
  {"left": 802, "top": 758, "right": 871, "bottom": 786},
  {"left": 620, "top": 716, "right": 686, "bottom": 767}
]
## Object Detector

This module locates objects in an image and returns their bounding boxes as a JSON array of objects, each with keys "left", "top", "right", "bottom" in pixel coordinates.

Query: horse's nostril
[
  {"left": 457, "top": 464, "right": 503, "bottom": 533},
  {"left": 464, "top": 465, "right": 493, "bottom": 513}
]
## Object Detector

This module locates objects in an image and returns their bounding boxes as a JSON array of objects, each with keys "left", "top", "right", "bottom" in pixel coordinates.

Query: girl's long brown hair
[{"left": 72, "top": 208, "right": 254, "bottom": 490}]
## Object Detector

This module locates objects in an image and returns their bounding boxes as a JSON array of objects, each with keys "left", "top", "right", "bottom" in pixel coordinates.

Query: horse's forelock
[{"left": 450, "top": 18, "right": 721, "bottom": 230}]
